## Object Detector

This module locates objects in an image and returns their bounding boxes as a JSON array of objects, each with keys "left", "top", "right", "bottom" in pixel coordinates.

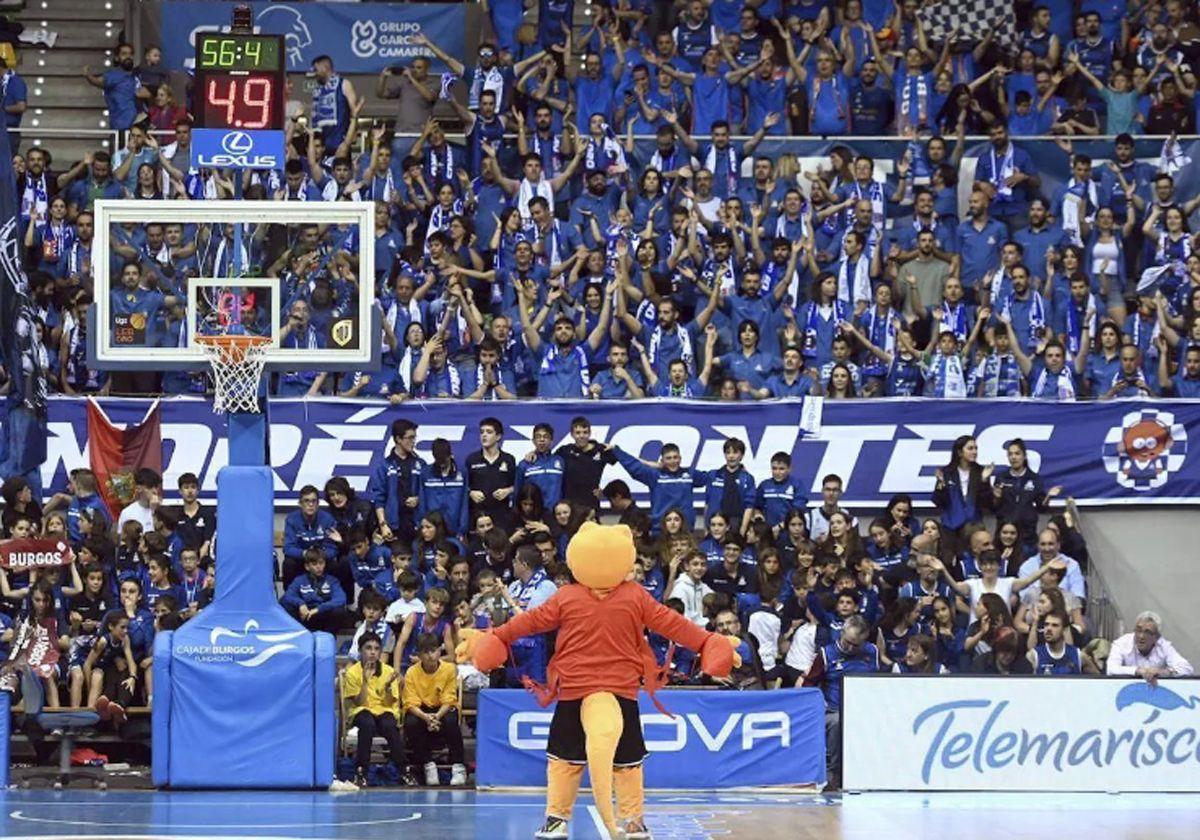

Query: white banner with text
[{"left": 843, "top": 676, "right": 1200, "bottom": 792}]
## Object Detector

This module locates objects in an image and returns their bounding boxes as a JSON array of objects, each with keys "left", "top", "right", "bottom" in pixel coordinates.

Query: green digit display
[{"left": 197, "top": 35, "right": 282, "bottom": 71}]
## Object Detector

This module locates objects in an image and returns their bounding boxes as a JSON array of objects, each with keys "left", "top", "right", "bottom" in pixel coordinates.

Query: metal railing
[
  {"left": 15, "top": 126, "right": 121, "bottom": 150},
  {"left": 1084, "top": 537, "right": 1125, "bottom": 644}
]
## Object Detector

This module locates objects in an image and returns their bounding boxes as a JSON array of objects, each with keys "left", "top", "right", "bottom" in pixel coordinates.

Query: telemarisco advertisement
[
  {"left": 475, "top": 688, "right": 827, "bottom": 789},
  {"left": 38, "top": 398, "right": 1200, "bottom": 509},
  {"left": 843, "top": 675, "right": 1200, "bottom": 792}
]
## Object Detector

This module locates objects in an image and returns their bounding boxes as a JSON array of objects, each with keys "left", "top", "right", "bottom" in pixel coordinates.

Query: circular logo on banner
[
  {"left": 1102, "top": 409, "right": 1188, "bottom": 491},
  {"left": 350, "top": 19, "right": 378, "bottom": 58},
  {"left": 130, "top": 313, "right": 146, "bottom": 330},
  {"left": 222, "top": 132, "right": 253, "bottom": 155}
]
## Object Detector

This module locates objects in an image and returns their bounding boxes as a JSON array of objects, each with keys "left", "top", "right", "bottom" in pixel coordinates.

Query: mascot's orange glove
[
  {"left": 699, "top": 634, "right": 740, "bottom": 678},
  {"left": 456, "top": 628, "right": 509, "bottom": 673}
]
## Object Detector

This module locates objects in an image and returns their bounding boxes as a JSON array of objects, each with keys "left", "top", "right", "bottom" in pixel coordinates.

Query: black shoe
[
  {"left": 400, "top": 768, "right": 419, "bottom": 787},
  {"left": 534, "top": 816, "right": 569, "bottom": 839},
  {"left": 353, "top": 768, "right": 368, "bottom": 788}
]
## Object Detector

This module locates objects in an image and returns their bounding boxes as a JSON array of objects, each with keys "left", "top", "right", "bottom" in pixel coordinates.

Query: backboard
[{"left": 89, "top": 199, "right": 378, "bottom": 372}]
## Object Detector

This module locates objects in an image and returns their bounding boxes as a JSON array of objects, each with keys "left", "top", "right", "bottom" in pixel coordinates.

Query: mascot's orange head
[{"left": 566, "top": 522, "right": 635, "bottom": 592}]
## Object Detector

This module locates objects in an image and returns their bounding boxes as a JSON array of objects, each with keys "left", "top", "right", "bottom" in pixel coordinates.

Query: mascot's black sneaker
[
  {"left": 621, "top": 818, "right": 651, "bottom": 838},
  {"left": 534, "top": 816, "right": 569, "bottom": 839}
]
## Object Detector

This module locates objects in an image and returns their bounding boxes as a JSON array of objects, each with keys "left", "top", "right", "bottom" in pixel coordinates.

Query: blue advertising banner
[
  {"left": 192, "top": 129, "right": 286, "bottom": 170},
  {"left": 38, "top": 397, "right": 1200, "bottom": 508},
  {"left": 160, "top": 1, "right": 467, "bottom": 74},
  {"left": 475, "top": 688, "right": 827, "bottom": 789}
]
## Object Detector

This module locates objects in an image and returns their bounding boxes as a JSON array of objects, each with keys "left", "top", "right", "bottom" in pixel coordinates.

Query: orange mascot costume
[{"left": 463, "top": 522, "right": 736, "bottom": 840}]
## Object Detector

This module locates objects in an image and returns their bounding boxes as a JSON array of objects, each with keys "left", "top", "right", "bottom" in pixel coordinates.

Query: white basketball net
[{"left": 196, "top": 337, "right": 270, "bottom": 414}]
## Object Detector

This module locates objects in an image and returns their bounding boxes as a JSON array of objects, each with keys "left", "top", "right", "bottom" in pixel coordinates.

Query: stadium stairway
[{"left": 12, "top": 0, "right": 125, "bottom": 162}]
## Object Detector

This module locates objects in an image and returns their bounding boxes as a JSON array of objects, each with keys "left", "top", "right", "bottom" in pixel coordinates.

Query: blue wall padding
[
  {"left": 314, "top": 631, "right": 336, "bottom": 786},
  {"left": 151, "top": 629, "right": 174, "bottom": 787}
]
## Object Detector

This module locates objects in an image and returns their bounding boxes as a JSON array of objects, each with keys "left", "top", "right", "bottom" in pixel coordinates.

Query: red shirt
[{"left": 495, "top": 581, "right": 714, "bottom": 701}]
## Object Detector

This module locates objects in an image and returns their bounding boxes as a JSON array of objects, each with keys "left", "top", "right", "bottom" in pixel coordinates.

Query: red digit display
[{"left": 201, "top": 74, "right": 279, "bottom": 130}]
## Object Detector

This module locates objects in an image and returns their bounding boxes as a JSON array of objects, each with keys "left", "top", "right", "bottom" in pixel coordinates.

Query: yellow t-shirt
[
  {"left": 402, "top": 660, "right": 458, "bottom": 713},
  {"left": 343, "top": 660, "right": 401, "bottom": 718}
]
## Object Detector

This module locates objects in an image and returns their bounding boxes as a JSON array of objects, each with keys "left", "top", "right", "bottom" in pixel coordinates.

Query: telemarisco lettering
[{"left": 914, "top": 699, "right": 1200, "bottom": 783}]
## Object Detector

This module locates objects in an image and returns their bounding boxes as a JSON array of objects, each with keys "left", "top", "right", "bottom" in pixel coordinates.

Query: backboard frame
[{"left": 88, "top": 199, "right": 379, "bottom": 373}]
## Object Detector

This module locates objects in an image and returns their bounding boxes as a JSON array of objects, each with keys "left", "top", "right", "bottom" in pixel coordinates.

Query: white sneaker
[
  {"left": 424, "top": 761, "right": 439, "bottom": 786},
  {"left": 449, "top": 763, "right": 467, "bottom": 786}
]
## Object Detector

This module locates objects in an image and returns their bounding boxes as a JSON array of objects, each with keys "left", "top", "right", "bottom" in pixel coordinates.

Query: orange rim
[{"left": 194, "top": 334, "right": 272, "bottom": 362}]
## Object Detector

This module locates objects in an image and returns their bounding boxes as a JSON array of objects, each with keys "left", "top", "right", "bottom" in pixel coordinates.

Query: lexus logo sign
[{"left": 221, "top": 131, "right": 253, "bottom": 155}]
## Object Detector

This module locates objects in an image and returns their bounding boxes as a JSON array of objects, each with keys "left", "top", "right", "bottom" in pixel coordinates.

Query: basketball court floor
[{"left": 1, "top": 789, "right": 1198, "bottom": 839}]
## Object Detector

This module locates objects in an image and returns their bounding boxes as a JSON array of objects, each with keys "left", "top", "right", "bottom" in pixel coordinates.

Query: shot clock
[{"left": 194, "top": 33, "right": 286, "bottom": 131}]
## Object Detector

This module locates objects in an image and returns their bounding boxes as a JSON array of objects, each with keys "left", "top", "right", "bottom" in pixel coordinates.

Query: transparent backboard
[{"left": 89, "top": 200, "right": 377, "bottom": 372}]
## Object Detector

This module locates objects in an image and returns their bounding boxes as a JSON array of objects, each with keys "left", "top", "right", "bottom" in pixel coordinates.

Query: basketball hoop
[{"left": 194, "top": 334, "right": 272, "bottom": 414}]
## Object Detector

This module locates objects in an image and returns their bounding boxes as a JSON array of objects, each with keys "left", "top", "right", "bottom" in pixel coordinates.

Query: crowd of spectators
[
  {"left": 2, "top": 3, "right": 1200, "bottom": 402},
  {"left": 3, "top": 0, "right": 1200, "bottom": 792},
  {"left": 0, "top": 415, "right": 1194, "bottom": 788}
]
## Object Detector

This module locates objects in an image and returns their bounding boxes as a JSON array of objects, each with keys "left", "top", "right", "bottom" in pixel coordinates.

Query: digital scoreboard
[{"left": 194, "top": 33, "right": 286, "bottom": 130}]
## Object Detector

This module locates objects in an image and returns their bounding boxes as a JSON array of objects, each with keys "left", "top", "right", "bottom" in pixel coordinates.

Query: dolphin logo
[
  {"left": 255, "top": 5, "right": 312, "bottom": 67},
  {"left": 1115, "top": 683, "right": 1200, "bottom": 723}
]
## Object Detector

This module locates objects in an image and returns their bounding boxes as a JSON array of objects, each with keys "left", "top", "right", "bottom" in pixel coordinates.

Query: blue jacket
[
  {"left": 347, "top": 544, "right": 392, "bottom": 589},
  {"left": 283, "top": 509, "right": 339, "bottom": 562},
  {"left": 702, "top": 466, "right": 757, "bottom": 522},
  {"left": 931, "top": 465, "right": 991, "bottom": 531},
  {"left": 366, "top": 450, "right": 423, "bottom": 534},
  {"left": 514, "top": 452, "right": 566, "bottom": 508},
  {"left": 417, "top": 462, "right": 470, "bottom": 537},
  {"left": 614, "top": 447, "right": 706, "bottom": 530},
  {"left": 67, "top": 493, "right": 111, "bottom": 543},
  {"left": 280, "top": 572, "right": 347, "bottom": 614},
  {"left": 753, "top": 477, "right": 804, "bottom": 529}
]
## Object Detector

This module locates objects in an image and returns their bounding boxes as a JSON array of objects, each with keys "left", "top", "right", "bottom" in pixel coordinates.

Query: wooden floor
[{"left": 3, "top": 789, "right": 1198, "bottom": 839}]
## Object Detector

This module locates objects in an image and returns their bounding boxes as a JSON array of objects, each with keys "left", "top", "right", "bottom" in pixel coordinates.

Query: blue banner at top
[
  {"left": 160, "top": 1, "right": 467, "bottom": 74},
  {"left": 37, "top": 397, "right": 1200, "bottom": 509}
]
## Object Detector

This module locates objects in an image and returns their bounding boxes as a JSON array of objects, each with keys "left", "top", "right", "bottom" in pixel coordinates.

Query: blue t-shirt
[{"left": 103, "top": 68, "right": 142, "bottom": 131}]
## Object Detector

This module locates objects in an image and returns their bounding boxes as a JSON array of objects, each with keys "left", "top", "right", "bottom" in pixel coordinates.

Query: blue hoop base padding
[{"left": 151, "top": 465, "right": 333, "bottom": 788}]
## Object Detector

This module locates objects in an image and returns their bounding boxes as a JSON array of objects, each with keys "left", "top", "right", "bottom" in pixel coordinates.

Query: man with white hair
[
  {"left": 803, "top": 613, "right": 878, "bottom": 789},
  {"left": 1107, "top": 611, "right": 1194, "bottom": 682}
]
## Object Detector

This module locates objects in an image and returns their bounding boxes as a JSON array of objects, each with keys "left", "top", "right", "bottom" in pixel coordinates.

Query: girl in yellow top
[
  {"left": 343, "top": 632, "right": 409, "bottom": 787},
  {"left": 402, "top": 633, "right": 467, "bottom": 786}
]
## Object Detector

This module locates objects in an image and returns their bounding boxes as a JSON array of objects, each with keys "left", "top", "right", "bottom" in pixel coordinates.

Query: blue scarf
[
  {"left": 803, "top": 299, "right": 846, "bottom": 359},
  {"left": 941, "top": 300, "right": 968, "bottom": 343}
]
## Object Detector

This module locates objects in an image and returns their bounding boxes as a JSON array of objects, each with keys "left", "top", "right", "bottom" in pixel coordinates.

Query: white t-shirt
[
  {"left": 957, "top": 467, "right": 972, "bottom": 500},
  {"left": 117, "top": 500, "right": 155, "bottom": 534},
  {"left": 783, "top": 622, "right": 818, "bottom": 674},
  {"left": 384, "top": 596, "right": 424, "bottom": 625},
  {"left": 748, "top": 611, "right": 782, "bottom": 671},
  {"left": 964, "top": 577, "right": 1016, "bottom": 611}
]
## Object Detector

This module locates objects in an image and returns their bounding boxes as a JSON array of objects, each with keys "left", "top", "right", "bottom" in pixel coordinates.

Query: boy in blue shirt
[
  {"left": 702, "top": 437, "right": 757, "bottom": 534},
  {"left": 515, "top": 423, "right": 566, "bottom": 508},
  {"left": 754, "top": 452, "right": 804, "bottom": 534},
  {"left": 281, "top": 548, "right": 349, "bottom": 633},
  {"left": 346, "top": 528, "right": 393, "bottom": 591},
  {"left": 610, "top": 440, "right": 708, "bottom": 533}
]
